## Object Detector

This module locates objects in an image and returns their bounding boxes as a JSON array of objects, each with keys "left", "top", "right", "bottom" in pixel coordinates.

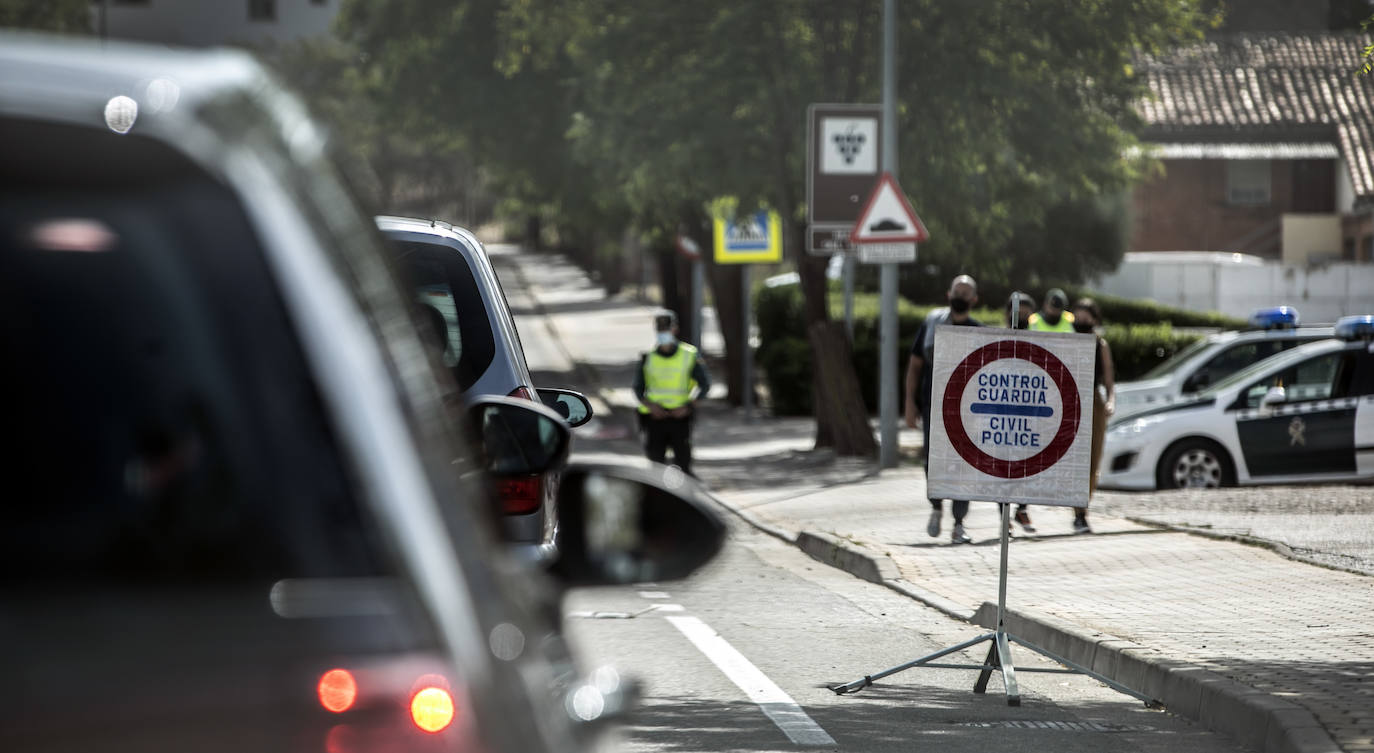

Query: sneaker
[
  {"left": 951, "top": 523, "right": 972, "bottom": 544},
  {"left": 1073, "top": 517, "right": 1092, "bottom": 534},
  {"left": 1014, "top": 509, "right": 1036, "bottom": 533},
  {"left": 927, "top": 510, "right": 942, "bottom": 538}
]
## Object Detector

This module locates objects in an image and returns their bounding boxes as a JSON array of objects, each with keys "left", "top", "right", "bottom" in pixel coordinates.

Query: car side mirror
[
  {"left": 536, "top": 387, "right": 594, "bottom": 428},
  {"left": 467, "top": 397, "right": 571, "bottom": 476},
  {"left": 1184, "top": 372, "right": 1209, "bottom": 392},
  {"left": 1259, "top": 385, "right": 1286, "bottom": 412},
  {"left": 549, "top": 462, "right": 726, "bottom": 587}
]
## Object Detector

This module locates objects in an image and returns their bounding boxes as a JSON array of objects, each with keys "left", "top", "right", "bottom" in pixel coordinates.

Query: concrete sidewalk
[{"left": 499, "top": 246, "right": 1372, "bottom": 753}]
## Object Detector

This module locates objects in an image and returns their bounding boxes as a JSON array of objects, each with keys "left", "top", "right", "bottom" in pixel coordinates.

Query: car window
[
  {"left": 1191, "top": 339, "right": 1289, "bottom": 391},
  {"left": 1140, "top": 337, "right": 1213, "bottom": 380},
  {"left": 393, "top": 239, "right": 497, "bottom": 391},
  {"left": 1238, "top": 352, "right": 1348, "bottom": 409},
  {"left": 1, "top": 119, "right": 395, "bottom": 584}
]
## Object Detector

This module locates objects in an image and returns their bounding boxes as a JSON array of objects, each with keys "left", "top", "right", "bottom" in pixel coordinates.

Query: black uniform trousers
[{"left": 641, "top": 413, "right": 693, "bottom": 475}]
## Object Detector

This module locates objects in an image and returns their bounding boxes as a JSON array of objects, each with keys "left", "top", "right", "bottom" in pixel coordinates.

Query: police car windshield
[
  {"left": 1198, "top": 340, "right": 1335, "bottom": 398},
  {"left": 1139, "top": 337, "right": 1213, "bottom": 380}
]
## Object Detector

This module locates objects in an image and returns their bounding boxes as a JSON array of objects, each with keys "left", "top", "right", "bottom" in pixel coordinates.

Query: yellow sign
[{"left": 713, "top": 210, "right": 783, "bottom": 264}]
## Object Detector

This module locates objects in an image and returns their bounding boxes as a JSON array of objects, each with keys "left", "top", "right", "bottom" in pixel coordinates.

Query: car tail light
[
  {"left": 410, "top": 686, "right": 456, "bottom": 733},
  {"left": 318, "top": 669, "right": 357, "bottom": 713},
  {"left": 496, "top": 475, "right": 542, "bottom": 515},
  {"left": 507, "top": 386, "right": 535, "bottom": 401}
]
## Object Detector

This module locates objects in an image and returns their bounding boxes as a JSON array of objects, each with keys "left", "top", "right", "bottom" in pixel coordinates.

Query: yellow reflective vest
[
  {"left": 638, "top": 343, "right": 698, "bottom": 413},
  {"left": 1028, "top": 311, "right": 1075, "bottom": 333}
]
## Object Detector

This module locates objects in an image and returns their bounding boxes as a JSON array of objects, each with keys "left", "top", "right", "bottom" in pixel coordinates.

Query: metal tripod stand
[{"left": 828, "top": 503, "right": 1156, "bottom": 706}]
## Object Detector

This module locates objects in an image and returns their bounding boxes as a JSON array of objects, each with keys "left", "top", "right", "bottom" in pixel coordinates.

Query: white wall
[
  {"left": 1092, "top": 253, "right": 1374, "bottom": 323},
  {"left": 103, "top": 0, "right": 337, "bottom": 48}
]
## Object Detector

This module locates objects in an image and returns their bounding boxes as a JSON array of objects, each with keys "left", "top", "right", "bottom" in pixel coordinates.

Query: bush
[
  {"left": 1101, "top": 324, "right": 1202, "bottom": 381},
  {"left": 754, "top": 285, "right": 1207, "bottom": 415},
  {"left": 1061, "top": 287, "right": 1246, "bottom": 329}
]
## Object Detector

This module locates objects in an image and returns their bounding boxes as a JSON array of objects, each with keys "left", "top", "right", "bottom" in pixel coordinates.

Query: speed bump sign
[{"left": 927, "top": 327, "right": 1096, "bottom": 506}]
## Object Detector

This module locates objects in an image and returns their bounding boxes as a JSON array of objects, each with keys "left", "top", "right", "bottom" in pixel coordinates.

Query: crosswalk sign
[{"left": 714, "top": 210, "right": 783, "bottom": 264}]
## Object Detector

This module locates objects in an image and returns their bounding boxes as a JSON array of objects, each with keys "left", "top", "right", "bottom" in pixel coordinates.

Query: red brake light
[
  {"left": 496, "top": 475, "right": 542, "bottom": 515},
  {"left": 507, "top": 386, "right": 535, "bottom": 401},
  {"left": 318, "top": 669, "right": 357, "bottom": 713},
  {"left": 410, "top": 686, "right": 455, "bottom": 733}
]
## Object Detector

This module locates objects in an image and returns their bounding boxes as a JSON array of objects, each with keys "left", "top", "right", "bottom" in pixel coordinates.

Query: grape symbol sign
[{"left": 927, "top": 327, "right": 1095, "bottom": 506}]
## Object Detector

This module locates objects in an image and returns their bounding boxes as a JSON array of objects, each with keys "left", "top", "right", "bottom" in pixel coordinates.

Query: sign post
[
  {"left": 830, "top": 327, "right": 1158, "bottom": 707},
  {"left": 714, "top": 210, "right": 783, "bottom": 421}
]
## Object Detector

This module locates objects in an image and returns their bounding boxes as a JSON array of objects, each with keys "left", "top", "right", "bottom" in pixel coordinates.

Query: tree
[{"left": 339, "top": 0, "right": 1216, "bottom": 456}]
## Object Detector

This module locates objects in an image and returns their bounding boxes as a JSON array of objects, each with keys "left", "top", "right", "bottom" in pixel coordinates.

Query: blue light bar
[
  {"left": 1248, "top": 306, "right": 1300, "bottom": 330},
  {"left": 1334, "top": 315, "right": 1374, "bottom": 341}
]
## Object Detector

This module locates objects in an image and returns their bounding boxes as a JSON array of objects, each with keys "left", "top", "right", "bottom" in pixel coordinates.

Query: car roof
[
  {"left": 0, "top": 32, "right": 281, "bottom": 136},
  {"left": 376, "top": 215, "right": 486, "bottom": 248}
]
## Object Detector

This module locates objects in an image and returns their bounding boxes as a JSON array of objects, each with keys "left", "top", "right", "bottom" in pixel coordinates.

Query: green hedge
[
  {"left": 1061, "top": 287, "right": 1246, "bottom": 329},
  {"left": 755, "top": 284, "right": 1203, "bottom": 415}
]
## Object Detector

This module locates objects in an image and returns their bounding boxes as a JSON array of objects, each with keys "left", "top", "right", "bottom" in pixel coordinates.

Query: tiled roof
[{"left": 1138, "top": 33, "right": 1374, "bottom": 198}]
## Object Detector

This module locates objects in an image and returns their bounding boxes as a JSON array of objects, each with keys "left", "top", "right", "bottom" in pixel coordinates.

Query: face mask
[
  {"left": 1072, "top": 321, "right": 1094, "bottom": 334},
  {"left": 655, "top": 331, "right": 677, "bottom": 347},
  {"left": 949, "top": 297, "right": 971, "bottom": 314},
  {"left": 1042, "top": 310, "right": 1061, "bottom": 325}
]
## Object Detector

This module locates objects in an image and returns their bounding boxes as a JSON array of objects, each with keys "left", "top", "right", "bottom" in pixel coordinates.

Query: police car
[
  {"left": 1115, "top": 307, "right": 1333, "bottom": 417},
  {"left": 1100, "top": 316, "right": 1374, "bottom": 491}
]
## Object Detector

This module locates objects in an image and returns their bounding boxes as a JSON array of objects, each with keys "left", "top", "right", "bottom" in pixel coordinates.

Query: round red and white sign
[{"left": 940, "top": 340, "right": 1081, "bottom": 479}]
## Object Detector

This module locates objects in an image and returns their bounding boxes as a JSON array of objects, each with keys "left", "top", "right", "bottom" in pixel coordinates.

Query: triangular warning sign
[{"left": 850, "top": 172, "right": 929, "bottom": 244}]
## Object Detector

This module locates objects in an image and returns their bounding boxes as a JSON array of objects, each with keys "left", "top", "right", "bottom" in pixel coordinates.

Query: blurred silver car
[
  {"left": 378, "top": 216, "right": 591, "bottom": 561},
  {"left": 0, "top": 33, "right": 721, "bottom": 753}
]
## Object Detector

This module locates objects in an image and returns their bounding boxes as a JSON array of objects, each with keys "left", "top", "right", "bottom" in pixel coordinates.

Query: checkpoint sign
[{"left": 927, "top": 327, "right": 1096, "bottom": 506}]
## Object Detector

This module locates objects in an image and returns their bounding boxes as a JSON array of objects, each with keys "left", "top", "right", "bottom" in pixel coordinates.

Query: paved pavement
[{"left": 493, "top": 245, "right": 1374, "bottom": 753}]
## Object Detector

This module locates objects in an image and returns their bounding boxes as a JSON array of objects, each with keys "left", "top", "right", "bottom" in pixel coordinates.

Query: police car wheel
[{"left": 1156, "top": 439, "right": 1233, "bottom": 490}]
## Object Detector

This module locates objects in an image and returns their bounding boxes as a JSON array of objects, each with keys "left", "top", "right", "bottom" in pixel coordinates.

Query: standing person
[
  {"left": 1004, "top": 292, "right": 1037, "bottom": 534},
  {"left": 634, "top": 309, "right": 711, "bottom": 476},
  {"left": 1028, "top": 287, "right": 1074, "bottom": 332},
  {"left": 1070, "top": 298, "right": 1115, "bottom": 533},
  {"left": 904, "top": 275, "right": 982, "bottom": 544}
]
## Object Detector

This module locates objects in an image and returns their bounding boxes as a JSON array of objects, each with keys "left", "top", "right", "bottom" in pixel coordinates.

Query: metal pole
[
  {"left": 843, "top": 254, "right": 856, "bottom": 340},
  {"left": 878, "top": 0, "right": 899, "bottom": 467},
  {"left": 691, "top": 258, "right": 704, "bottom": 348},
  {"left": 741, "top": 265, "right": 754, "bottom": 421}
]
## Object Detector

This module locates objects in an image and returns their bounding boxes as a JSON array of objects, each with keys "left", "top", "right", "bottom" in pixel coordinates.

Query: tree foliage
[{"left": 336, "top": 0, "right": 1215, "bottom": 451}]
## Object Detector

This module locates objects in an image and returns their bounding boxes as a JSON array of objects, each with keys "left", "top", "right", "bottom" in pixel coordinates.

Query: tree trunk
[
  {"left": 791, "top": 219, "right": 875, "bottom": 456},
  {"left": 809, "top": 321, "right": 876, "bottom": 457}
]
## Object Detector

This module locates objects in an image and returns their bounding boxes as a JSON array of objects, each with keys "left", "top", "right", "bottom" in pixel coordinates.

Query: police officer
[
  {"left": 1028, "top": 287, "right": 1074, "bottom": 332},
  {"left": 905, "top": 275, "right": 982, "bottom": 544},
  {"left": 634, "top": 309, "right": 712, "bottom": 475}
]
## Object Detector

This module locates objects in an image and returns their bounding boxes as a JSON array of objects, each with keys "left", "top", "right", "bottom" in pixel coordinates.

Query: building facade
[{"left": 1132, "top": 34, "right": 1374, "bottom": 264}]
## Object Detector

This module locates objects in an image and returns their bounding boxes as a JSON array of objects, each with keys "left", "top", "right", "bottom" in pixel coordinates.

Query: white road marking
[
  {"left": 666, "top": 615, "right": 835, "bottom": 746},
  {"left": 638, "top": 591, "right": 671, "bottom": 599}
]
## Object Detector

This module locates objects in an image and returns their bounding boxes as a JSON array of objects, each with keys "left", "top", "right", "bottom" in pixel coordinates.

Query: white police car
[
  {"left": 1115, "top": 307, "right": 1333, "bottom": 417},
  {"left": 1100, "top": 315, "right": 1374, "bottom": 490}
]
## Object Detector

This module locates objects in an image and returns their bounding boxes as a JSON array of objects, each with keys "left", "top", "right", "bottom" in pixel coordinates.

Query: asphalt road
[{"left": 564, "top": 523, "right": 1248, "bottom": 753}]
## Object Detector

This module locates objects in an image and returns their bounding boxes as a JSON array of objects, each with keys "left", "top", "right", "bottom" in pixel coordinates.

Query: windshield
[
  {"left": 1198, "top": 341, "right": 1334, "bottom": 398},
  {"left": 1139, "top": 337, "right": 1213, "bottom": 380}
]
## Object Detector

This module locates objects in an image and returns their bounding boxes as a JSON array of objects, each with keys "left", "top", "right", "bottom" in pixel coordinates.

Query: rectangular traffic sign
[
  {"left": 806, "top": 225, "right": 856, "bottom": 256},
  {"left": 807, "top": 104, "right": 882, "bottom": 226},
  {"left": 857, "top": 242, "right": 915, "bottom": 264},
  {"left": 926, "top": 327, "right": 1096, "bottom": 506},
  {"left": 713, "top": 210, "right": 783, "bottom": 264}
]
